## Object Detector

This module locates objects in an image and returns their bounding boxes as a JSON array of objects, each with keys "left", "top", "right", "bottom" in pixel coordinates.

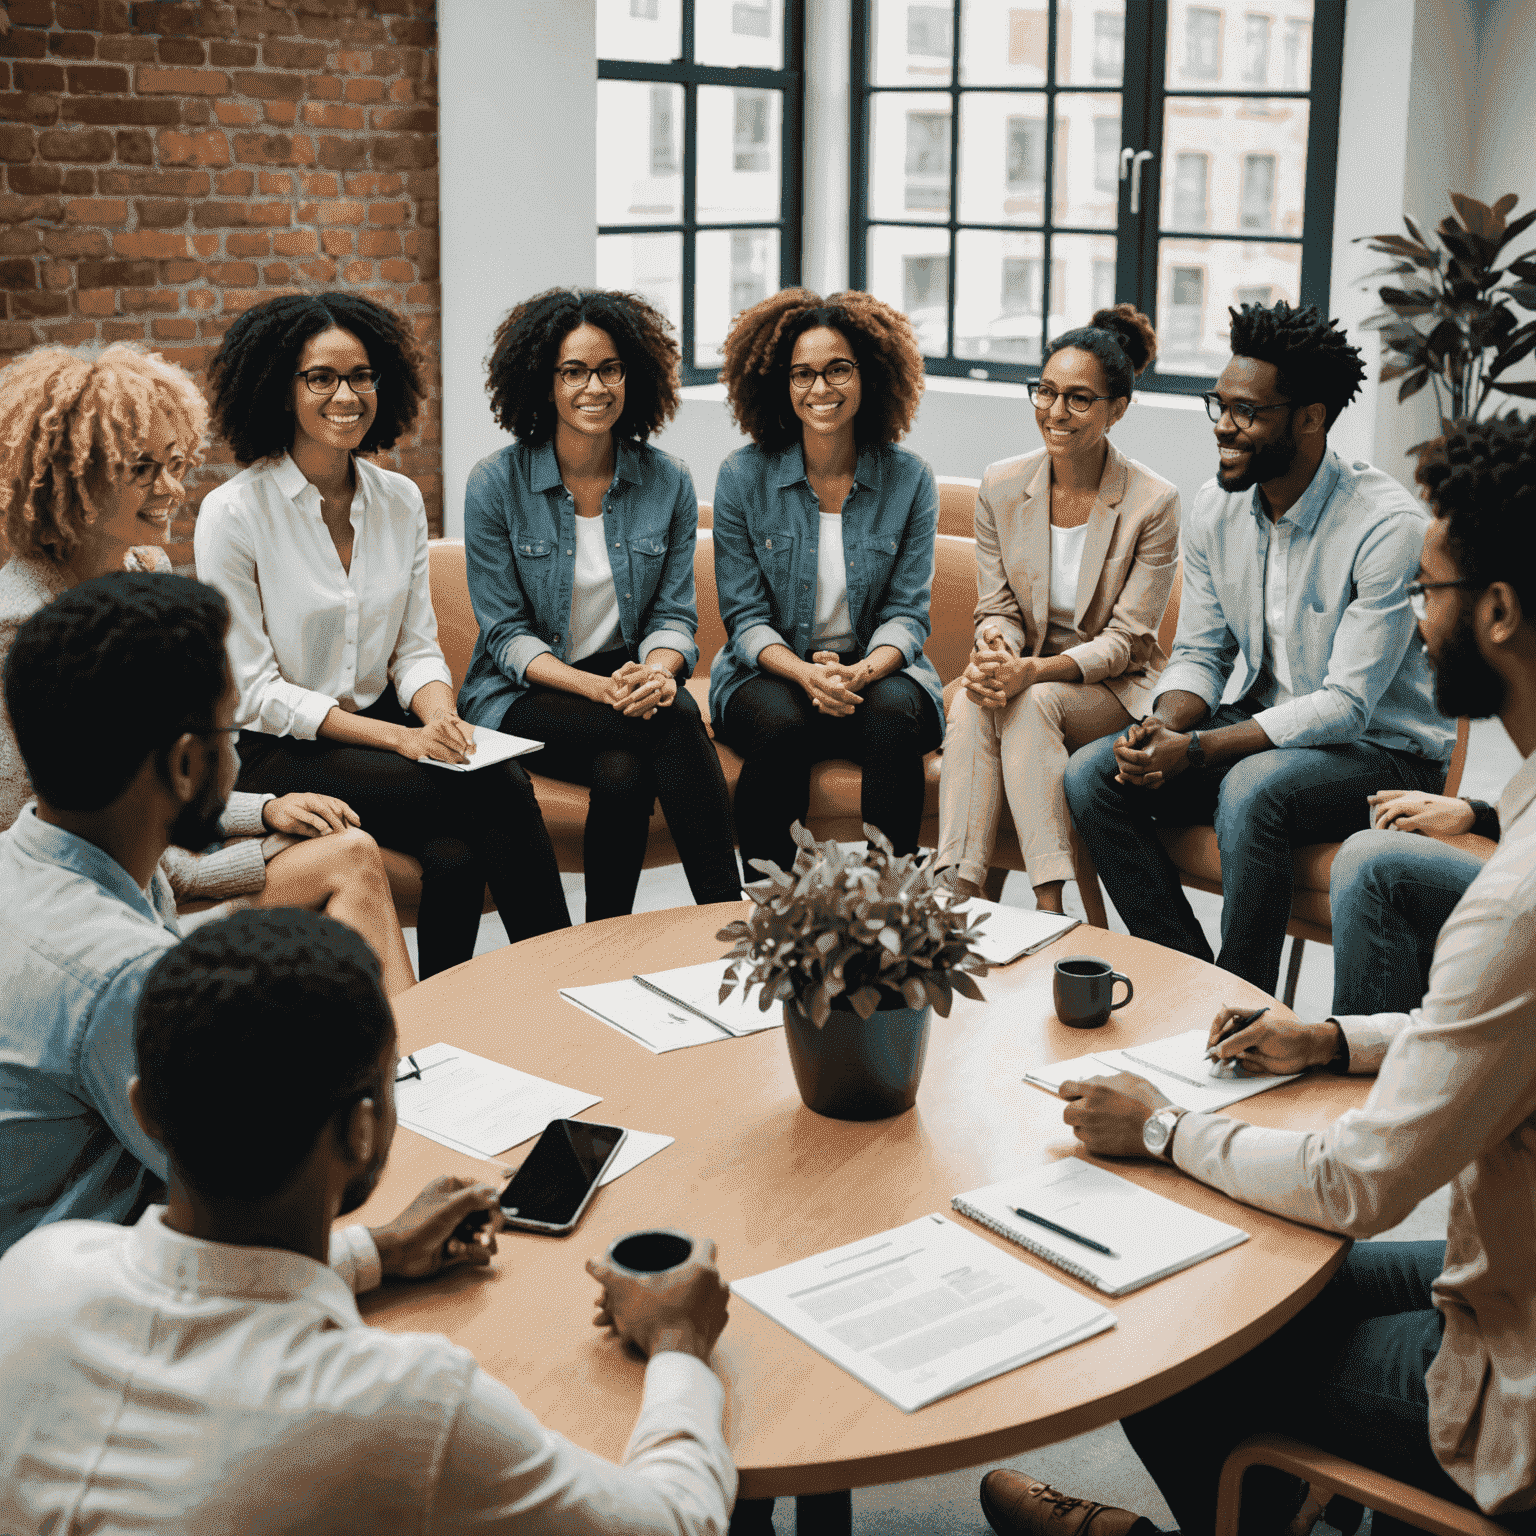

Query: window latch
[{"left": 1129, "top": 149, "right": 1154, "bottom": 214}]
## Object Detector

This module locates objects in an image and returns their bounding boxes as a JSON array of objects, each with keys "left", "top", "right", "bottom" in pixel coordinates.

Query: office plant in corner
[
  {"left": 1358, "top": 191, "right": 1536, "bottom": 448},
  {"left": 718, "top": 823, "right": 988, "bottom": 1121}
]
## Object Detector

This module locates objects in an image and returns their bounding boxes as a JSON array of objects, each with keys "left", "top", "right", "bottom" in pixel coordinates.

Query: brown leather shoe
[{"left": 980, "top": 1470, "right": 1162, "bottom": 1536}]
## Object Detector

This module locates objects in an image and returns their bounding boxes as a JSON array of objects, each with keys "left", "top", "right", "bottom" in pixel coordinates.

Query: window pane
[
  {"left": 958, "top": 0, "right": 1126, "bottom": 87},
  {"left": 1051, "top": 231, "right": 1120, "bottom": 333},
  {"left": 1159, "top": 96, "right": 1308, "bottom": 237},
  {"left": 870, "top": 93, "right": 951, "bottom": 221},
  {"left": 1057, "top": 93, "right": 1119, "bottom": 225},
  {"left": 1153, "top": 235, "right": 1300, "bottom": 374},
  {"left": 596, "top": 0, "right": 681, "bottom": 64},
  {"left": 698, "top": 85, "right": 782, "bottom": 223},
  {"left": 1072, "top": 0, "right": 1127, "bottom": 86},
  {"left": 872, "top": 0, "right": 953, "bottom": 85},
  {"left": 955, "top": 228, "right": 1045, "bottom": 366},
  {"left": 695, "top": 228, "right": 780, "bottom": 368},
  {"left": 596, "top": 231, "right": 683, "bottom": 340},
  {"left": 1166, "top": 1, "right": 1313, "bottom": 90},
  {"left": 867, "top": 225, "right": 950, "bottom": 356},
  {"left": 597, "top": 80, "right": 683, "bottom": 225},
  {"left": 697, "top": 0, "right": 785, "bottom": 69}
]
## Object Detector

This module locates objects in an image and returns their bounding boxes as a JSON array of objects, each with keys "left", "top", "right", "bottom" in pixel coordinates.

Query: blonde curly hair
[{"left": 0, "top": 343, "right": 209, "bottom": 564}]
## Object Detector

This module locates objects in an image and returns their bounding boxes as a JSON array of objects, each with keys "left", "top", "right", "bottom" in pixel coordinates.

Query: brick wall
[{"left": 0, "top": 0, "right": 443, "bottom": 550}]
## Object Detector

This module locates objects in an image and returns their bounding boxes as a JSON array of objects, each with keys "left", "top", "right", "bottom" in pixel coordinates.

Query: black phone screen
[{"left": 502, "top": 1120, "right": 625, "bottom": 1226}]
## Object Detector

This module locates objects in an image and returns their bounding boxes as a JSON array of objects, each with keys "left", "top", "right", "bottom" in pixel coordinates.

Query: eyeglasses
[
  {"left": 555, "top": 361, "right": 625, "bottom": 389},
  {"left": 294, "top": 368, "right": 381, "bottom": 397},
  {"left": 1201, "top": 392, "right": 1293, "bottom": 428},
  {"left": 1027, "top": 383, "right": 1115, "bottom": 414},
  {"left": 126, "top": 453, "right": 187, "bottom": 487},
  {"left": 1406, "top": 579, "right": 1482, "bottom": 621},
  {"left": 788, "top": 359, "right": 858, "bottom": 391}
]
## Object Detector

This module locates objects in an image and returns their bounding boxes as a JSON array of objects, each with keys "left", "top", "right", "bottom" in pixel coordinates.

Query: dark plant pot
[{"left": 782, "top": 996, "right": 933, "bottom": 1121}]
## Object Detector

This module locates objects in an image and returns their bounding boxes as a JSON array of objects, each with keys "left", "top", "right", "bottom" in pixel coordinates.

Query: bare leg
[
  {"left": 256, "top": 828, "right": 416, "bottom": 997},
  {"left": 1033, "top": 879, "right": 1066, "bottom": 914}
]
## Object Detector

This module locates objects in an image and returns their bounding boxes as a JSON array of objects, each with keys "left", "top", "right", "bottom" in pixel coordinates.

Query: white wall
[{"left": 438, "top": 1, "right": 597, "bottom": 537}]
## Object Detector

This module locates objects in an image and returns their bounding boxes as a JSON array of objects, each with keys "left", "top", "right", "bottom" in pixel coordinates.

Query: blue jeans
[
  {"left": 1329, "top": 831, "right": 1487, "bottom": 1015},
  {"left": 1123, "top": 1242, "right": 1534, "bottom": 1536},
  {"left": 1063, "top": 705, "right": 1448, "bottom": 992}
]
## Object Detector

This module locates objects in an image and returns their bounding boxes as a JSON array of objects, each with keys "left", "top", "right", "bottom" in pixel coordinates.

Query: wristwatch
[
  {"left": 1185, "top": 731, "right": 1206, "bottom": 771},
  {"left": 1142, "top": 1106, "right": 1187, "bottom": 1162}
]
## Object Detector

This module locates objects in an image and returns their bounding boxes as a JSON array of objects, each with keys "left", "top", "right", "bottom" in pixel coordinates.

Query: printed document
[
  {"left": 633, "top": 960, "right": 784, "bottom": 1036},
  {"left": 417, "top": 724, "right": 543, "bottom": 772},
  {"left": 731, "top": 1213, "right": 1114, "bottom": 1412},
  {"left": 951, "top": 899, "right": 1080, "bottom": 965},
  {"left": 1023, "top": 1026, "right": 1300, "bottom": 1112},
  {"left": 561, "top": 972, "right": 782, "bottom": 1053},
  {"left": 395, "top": 1042, "right": 600, "bottom": 1157}
]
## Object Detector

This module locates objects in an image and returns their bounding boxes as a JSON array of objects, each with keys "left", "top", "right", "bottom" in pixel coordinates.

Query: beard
[
  {"left": 1429, "top": 605, "right": 1506, "bottom": 720},
  {"left": 338, "top": 1154, "right": 385, "bottom": 1216},
  {"left": 166, "top": 755, "right": 229, "bottom": 853},
  {"left": 1217, "top": 418, "right": 1300, "bottom": 493}
]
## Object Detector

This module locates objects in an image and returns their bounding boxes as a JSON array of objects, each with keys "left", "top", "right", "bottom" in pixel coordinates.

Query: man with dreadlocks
[{"left": 1064, "top": 300, "right": 1452, "bottom": 993}]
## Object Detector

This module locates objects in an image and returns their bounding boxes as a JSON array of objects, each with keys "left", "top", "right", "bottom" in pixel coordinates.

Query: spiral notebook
[{"left": 952, "top": 1158, "right": 1248, "bottom": 1297}]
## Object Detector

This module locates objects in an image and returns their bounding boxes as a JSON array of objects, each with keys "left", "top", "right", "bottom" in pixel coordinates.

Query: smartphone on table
[{"left": 458, "top": 1119, "right": 628, "bottom": 1242}]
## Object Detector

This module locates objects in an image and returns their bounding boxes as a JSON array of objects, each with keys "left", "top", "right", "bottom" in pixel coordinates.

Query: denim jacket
[
  {"left": 707, "top": 441, "right": 945, "bottom": 732},
  {"left": 1157, "top": 450, "right": 1454, "bottom": 763},
  {"left": 457, "top": 438, "right": 701, "bottom": 726}
]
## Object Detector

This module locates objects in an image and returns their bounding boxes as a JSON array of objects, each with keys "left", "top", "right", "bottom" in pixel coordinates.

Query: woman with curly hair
[
  {"left": 936, "top": 305, "right": 1180, "bottom": 913},
  {"left": 710, "top": 287, "right": 943, "bottom": 875},
  {"left": 197, "top": 293, "right": 569, "bottom": 977},
  {"left": 457, "top": 287, "right": 739, "bottom": 919},
  {"left": 0, "top": 342, "right": 416, "bottom": 995}
]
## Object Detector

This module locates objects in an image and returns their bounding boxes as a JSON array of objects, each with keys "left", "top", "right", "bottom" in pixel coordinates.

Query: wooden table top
[{"left": 351, "top": 905, "right": 1364, "bottom": 1500}]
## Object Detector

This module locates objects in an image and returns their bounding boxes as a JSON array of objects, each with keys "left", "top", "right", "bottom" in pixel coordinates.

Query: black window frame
[
  {"left": 598, "top": 0, "right": 805, "bottom": 385},
  {"left": 849, "top": 0, "right": 1346, "bottom": 394}
]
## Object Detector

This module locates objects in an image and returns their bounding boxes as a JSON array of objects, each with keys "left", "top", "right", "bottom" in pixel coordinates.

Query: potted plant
[
  {"left": 1357, "top": 191, "right": 1536, "bottom": 452},
  {"left": 717, "top": 823, "right": 989, "bottom": 1121}
]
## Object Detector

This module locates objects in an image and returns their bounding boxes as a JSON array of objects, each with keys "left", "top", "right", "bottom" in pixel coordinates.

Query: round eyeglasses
[
  {"left": 556, "top": 361, "right": 625, "bottom": 389},
  {"left": 126, "top": 453, "right": 187, "bottom": 487},
  {"left": 1406, "top": 579, "right": 1482, "bottom": 622},
  {"left": 294, "top": 368, "right": 381, "bottom": 397},
  {"left": 1201, "top": 392, "right": 1293, "bottom": 429},
  {"left": 1027, "top": 383, "right": 1115, "bottom": 414},
  {"left": 788, "top": 360, "right": 858, "bottom": 391}
]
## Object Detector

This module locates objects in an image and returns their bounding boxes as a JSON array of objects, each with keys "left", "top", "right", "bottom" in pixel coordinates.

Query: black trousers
[
  {"left": 236, "top": 693, "right": 570, "bottom": 979},
  {"left": 716, "top": 665, "right": 942, "bottom": 876},
  {"left": 498, "top": 647, "right": 741, "bottom": 921}
]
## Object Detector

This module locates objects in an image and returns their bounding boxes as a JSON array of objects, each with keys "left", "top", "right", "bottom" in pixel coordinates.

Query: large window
[
  {"left": 851, "top": 0, "right": 1344, "bottom": 389},
  {"left": 597, "top": 0, "right": 804, "bottom": 380}
]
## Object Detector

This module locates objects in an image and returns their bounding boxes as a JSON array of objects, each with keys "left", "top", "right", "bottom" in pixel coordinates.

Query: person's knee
[
  {"left": 1063, "top": 734, "right": 1119, "bottom": 816},
  {"left": 1022, "top": 680, "right": 1074, "bottom": 728},
  {"left": 1213, "top": 755, "right": 1293, "bottom": 841},
  {"left": 591, "top": 749, "right": 652, "bottom": 805},
  {"left": 1329, "top": 829, "right": 1407, "bottom": 908}
]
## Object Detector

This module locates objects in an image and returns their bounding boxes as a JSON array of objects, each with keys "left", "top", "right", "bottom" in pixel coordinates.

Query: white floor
[{"left": 399, "top": 717, "right": 1521, "bottom": 1534}]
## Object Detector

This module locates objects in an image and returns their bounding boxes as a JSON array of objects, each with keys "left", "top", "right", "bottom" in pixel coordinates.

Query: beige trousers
[{"left": 936, "top": 680, "right": 1133, "bottom": 887}]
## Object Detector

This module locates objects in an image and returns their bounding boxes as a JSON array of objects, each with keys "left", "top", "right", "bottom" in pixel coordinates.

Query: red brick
[
  {"left": 257, "top": 170, "right": 292, "bottom": 194},
  {"left": 301, "top": 101, "right": 360, "bottom": 129},
  {"left": 415, "top": 197, "right": 436, "bottom": 228},
  {"left": 299, "top": 171, "right": 336, "bottom": 197},
  {"left": 341, "top": 170, "right": 400, "bottom": 197},
  {"left": 15, "top": 63, "right": 67, "bottom": 94},
  {"left": 134, "top": 198, "right": 186, "bottom": 227},
  {"left": 226, "top": 230, "right": 270, "bottom": 257},
  {"left": 303, "top": 13, "right": 383, "bottom": 43},
  {"left": 137, "top": 67, "right": 227, "bottom": 95},
  {"left": 38, "top": 320, "right": 99, "bottom": 345},
  {"left": 152, "top": 316, "right": 198, "bottom": 340},
  {"left": 263, "top": 102, "right": 298, "bottom": 126},
  {"left": 43, "top": 227, "right": 109, "bottom": 256},
  {"left": 0, "top": 227, "right": 42, "bottom": 254},
  {"left": 115, "top": 128, "right": 153, "bottom": 163},
  {"left": 156, "top": 39, "right": 206, "bottom": 67},
  {"left": 57, "top": 2, "right": 106, "bottom": 27},
  {"left": 357, "top": 228, "right": 399, "bottom": 257},
  {"left": 387, "top": 77, "right": 415, "bottom": 103},
  {"left": 99, "top": 168, "right": 209, "bottom": 196},
  {"left": 0, "top": 259, "right": 38, "bottom": 290},
  {"left": 65, "top": 196, "right": 128, "bottom": 224},
  {"left": 2, "top": 10, "right": 50, "bottom": 42},
  {"left": 215, "top": 168, "right": 254, "bottom": 195},
  {"left": 314, "top": 135, "right": 361, "bottom": 170},
  {"left": 157, "top": 129, "right": 228, "bottom": 165},
  {"left": 0, "top": 320, "right": 40, "bottom": 350},
  {"left": 132, "top": 4, "right": 201, "bottom": 35},
  {"left": 251, "top": 201, "right": 292, "bottom": 226},
  {"left": 371, "top": 134, "right": 433, "bottom": 170},
  {"left": 120, "top": 287, "right": 179, "bottom": 313},
  {"left": 49, "top": 33, "right": 99, "bottom": 61},
  {"left": 319, "top": 228, "right": 352, "bottom": 255},
  {"left": 39, "top": 128, "right": 114, "bottom": 162},
  {"left": 97, "top": 37, "right": 157, "bottom": 64},
  {"left": 42, "top": 258, "right": 72, "bottom": 288},
  {"left": 305, "top": 73, "right": 341, "bottom": 101},
  {"left": 190, "top": 200, "right": 247, "bottom": 227},
  {"left": 61, "top": 97, "right": 178, "bottom": 126},
  {"left": 209, "top": 260, "right": 257, "bottom": 285},
  {"left": 162, "top": 259, "right": 201, "bottom": 282},
  {"left": 260, "top": 261, "right": 290, "bottom": 283},
  {"left": 379, "top": 258, "right": 414, "bottom": 283},
  {"left": 77, "top": 287, "right": 116, "bottom": 315},
  {"left": 12, "top": 290, "right": 71, "bottom": 317},
  {"left": 77, "top": 258, "right": 155, "bottom": 286},
  {"left": 189, "top": 232, "right": 218, "bottom": 255},
  {"left": 209, "top": 41, "right": 258, "bottom": 68},
  {"left": 370, "top": 105, "right": 433, "bottom": 134},
  {"left": 388, "top": 18, "right": 434, "bottom": 46},
  {"left": 271, "top": 227, "right": 317, "bottom": 256},
  {"left": 66, "top": 65, "right": 130, "bottom": 94},
  {"left": 0, "top": 93, "right": 59, "bottom": 127},
  {"left": 340, "top": 259, "right": 372, "bottom": 283},
  {"left": 261, "top": 39, "right": 327, "bottom": 69},
  {"left": 367, "top": 199, "right": 407, "bottom": 226},
  {"left": 220, "top": 288, "right": 272, "bottom": 313},
  {"left": 102, "top": 318, "right": 149, "bottom": 341},
  {"left": 182, "top": 101, "right": 211, "bottom": 129},
  {"left": 0, "top": 124, "right": 35, "bottom": 161},
  {"left": 214, "top": 101, "right": 259, "bottom": 126},
  {"left": 343, "top": 77, "right": 384, "bottom": 104},
  {"left": 61, "top": 166, "right": 94, "bottom": 193},
  {"left": 187, "top": 287, "right": 214, "bottom": 309},
  {"left": 301, "top": 197, "right": 362, "bottom": 226},
  {"left": 232, "top": 130, "right": 313, "bottom": 165},
  {"left": 112, "top": 231, "right": 188, "bottom": 259},
  {"left": 232, "top": 70, "right": 302, "bottom": 101}
]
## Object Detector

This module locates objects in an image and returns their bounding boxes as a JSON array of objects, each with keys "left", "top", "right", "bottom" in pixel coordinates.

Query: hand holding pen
[{"left": 1204, "top": 1006, "right": 1341, "bottom": 1077}]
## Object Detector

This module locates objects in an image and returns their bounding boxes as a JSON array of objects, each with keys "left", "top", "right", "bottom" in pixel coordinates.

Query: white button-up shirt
[
  {"left": 0, "top": 1209, "right": 736, "bottom": 1535},
  {"left": 1174, "top": 748, "right": 1536, "bottom": 1515},
  {"left": 194, "top": 453, "right": 453, "bottom": 739}
]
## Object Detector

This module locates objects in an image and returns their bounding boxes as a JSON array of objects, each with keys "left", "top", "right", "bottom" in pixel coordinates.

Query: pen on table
[
  {"left": 1204, "top": 1006, "right": 1268, "bottom": 1064},
  {"left": 1011, "top": 1205, "right": 1118, "bottom": 1259},
  {"left": 395, "top": 1053, "right": 457, "bottom": 1083}
]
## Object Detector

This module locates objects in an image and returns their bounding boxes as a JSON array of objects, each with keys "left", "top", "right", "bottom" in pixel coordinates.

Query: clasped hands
[
  {"left": 601, "top": 659, "right": 678, "bottom": 719},
  {"left": 1111, "top": 716, "right": 1192, "bottom": 789},
  {"left": 803, "top": 651, "right": 867, "bottom": 716},
  {"left": 1057, "top": 1005, "right": 1344, "bottom": 1158},
  {"left": 962, "top": 625, "right": 1037, "bottom": 709},
  {"left": 259, "top": 791, "right": 363, "bottom": 860}
]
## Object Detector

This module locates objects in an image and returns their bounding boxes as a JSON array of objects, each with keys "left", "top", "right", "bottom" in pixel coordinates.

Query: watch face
[{"left": 1143, "top": 1112, "right": 1169, "bottom": 1154}]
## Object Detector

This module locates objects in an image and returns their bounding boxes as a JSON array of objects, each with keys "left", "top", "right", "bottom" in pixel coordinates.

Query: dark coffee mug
[
  {"left": 1053, "top": 956, "right": 1134, "bottom": 1029},
  {"left": 606, "top": 1228, "right": 695, "bottom": 1276}
]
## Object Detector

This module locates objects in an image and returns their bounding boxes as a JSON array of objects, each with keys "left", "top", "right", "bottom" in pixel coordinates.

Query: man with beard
[
  {"left": 980, "top": 415, "right": 1536, "bottom": 1536},
  {"left": 1064, "top": 300, "right": 1452, "bottom": 991},
  {"left": 0, "top": 908, "right": 737, "bottom": 1534}
]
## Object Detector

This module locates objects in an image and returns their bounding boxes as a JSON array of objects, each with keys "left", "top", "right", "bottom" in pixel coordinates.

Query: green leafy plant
[
  {"left": 1357, "top": 192, "right": 1536, "bottom": 441},
  {"left": 717, "top": 822, "right": 989, "bottom": 1027}
]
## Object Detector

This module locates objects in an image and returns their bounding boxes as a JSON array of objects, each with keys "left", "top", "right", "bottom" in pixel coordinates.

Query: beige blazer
[{"left": 972, "top": 440, "right": 1180, "bottom": 716}]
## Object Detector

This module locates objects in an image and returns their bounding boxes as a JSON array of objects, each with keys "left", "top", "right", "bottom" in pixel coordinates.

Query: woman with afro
[
  {"left": 709, "top": 287, "right": 943, "bottom": 875},
  {"left": 197, "top": 293, "right": 570, "bottom": 978},
  {"left": 456, "top": 288, "right": 739, "bottom": 920},
  {"left": 936, "top": 304, "right": 1181, "bottom": 914}
]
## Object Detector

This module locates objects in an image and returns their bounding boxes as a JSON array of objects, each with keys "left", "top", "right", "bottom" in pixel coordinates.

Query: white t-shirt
[
  {"left": 812, "top": 513, "right": 855, "bottom": 647},
  {"left": 1048, "top": 521, "right": 1089, "bottom": 634},
  {"left": 569, "top": 514, "right": 624, "bottom": 662},
  {"left": 1261, "top": 517, "right": 1295, "bottom": 707}
]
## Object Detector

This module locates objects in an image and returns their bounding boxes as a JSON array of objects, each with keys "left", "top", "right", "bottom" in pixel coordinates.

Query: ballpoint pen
[
  {"left": 1011, "top": 1205, "right": 1118, "bottom": 1259},
  {"left": 395, "top": 1053, "right": 457, "bottom": 1083},
  {"left": 1204, "top": 1006, "right": 1268, "bottom": 1065}
]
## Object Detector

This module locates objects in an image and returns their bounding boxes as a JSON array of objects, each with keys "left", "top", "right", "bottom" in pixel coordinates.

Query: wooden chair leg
[
  {"left": 1282, "top": 936, "right": 1305, "bottom": 1010},
  {"left": 1070, "top": 830, "right": 1110, "bottom": 930},
  {"left": 981, "top": 867, "right": 1009, "bottom": 903}
]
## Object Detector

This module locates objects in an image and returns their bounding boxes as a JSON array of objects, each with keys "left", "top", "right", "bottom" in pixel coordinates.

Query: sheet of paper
[
  {"left": 560, "top": 980, "right": 730, "bottom": 1052},
  {"left": 633, "top": 960, "right": 784, "bottom": 1037},
  {"left": 1022, "top": 1027, "right": 1300, "bottom": 1112},
  {"left": 394, "top": 1042, "right": 599, "bottom": 1157},
  {"left": 951, "top": 899, "right": 1081, "bottom": 965},
  {"left": 597, "top": 1128, "right": 674, "bottom": 1187},
  {"left": 418, "top": 724, "right": 543, "bottom": 772},
  {"left": 731, "top": 1213, "right": 1115, "bottom": 1413}
]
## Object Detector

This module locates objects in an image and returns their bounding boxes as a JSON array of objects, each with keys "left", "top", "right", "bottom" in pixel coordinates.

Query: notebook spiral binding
[{"left": 950, "top": 1197, "right": 1104, "bottom": 1290}]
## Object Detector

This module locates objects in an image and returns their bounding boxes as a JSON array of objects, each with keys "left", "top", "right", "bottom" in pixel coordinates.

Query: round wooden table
[{"left": 352, "top": 904, "right": 1364, "bottom": 1503}]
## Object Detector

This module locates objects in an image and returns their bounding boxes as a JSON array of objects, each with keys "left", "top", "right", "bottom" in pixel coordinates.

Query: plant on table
[{"left": 717, "top": 822, "right": 989, "bottom": 1026}]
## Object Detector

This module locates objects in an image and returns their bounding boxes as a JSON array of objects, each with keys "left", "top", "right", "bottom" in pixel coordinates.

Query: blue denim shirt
[
  {"left": 707, "top": 441, "right": 945, "bottom": 730},
  {"left": 0, "top": 806, "right": 177, "bottom": 1257},
  {"left": 1157, "top": 450, "right": 1454, "bottom": 762},
  {"left": 457, "top": 438, "right": 701, "bottom": 727}
]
